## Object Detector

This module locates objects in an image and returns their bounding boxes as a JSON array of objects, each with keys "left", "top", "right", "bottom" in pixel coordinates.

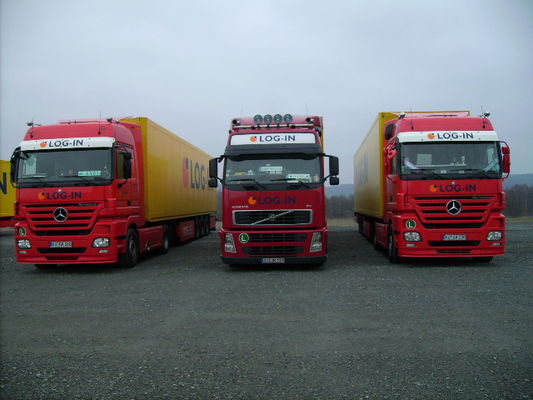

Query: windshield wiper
[
  {"left": 20, "top": 175, "right": 53, "bottom": 187},
  {"left": 404, "top": 169, "right": 447, "bottom": 179},
  {"left": 226, "top": 178, "right": 266, "bottom": 189},
  {"left": 450, "top": 168, "right": 496, "bottom": 179},
  {"left": 268, "top": 177, "right": 311, "bottom": 188}
]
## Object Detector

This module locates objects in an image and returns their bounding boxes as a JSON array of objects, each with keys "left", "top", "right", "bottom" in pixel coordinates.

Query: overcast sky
[{"left": 1, "top": 0, "right": 532, "bottom": 183}]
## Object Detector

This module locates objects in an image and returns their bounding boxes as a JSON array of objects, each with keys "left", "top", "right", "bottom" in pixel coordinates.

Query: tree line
[{"left": 327, "top": 186, "right": 533, "bottom": 218}]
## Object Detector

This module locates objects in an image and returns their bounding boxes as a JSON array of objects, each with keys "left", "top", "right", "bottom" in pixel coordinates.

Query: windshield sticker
[
  {"left": 20, "top": 137, "right": 115, "bottom": 151},
  {"left": 398, "top": 131, "right": 498, "bottom": 143},
  {"left": 231, "top": 133, "right": 316, "bottom": 145},
  {"left": 78, "top": 170, "right": 102, "bottom": 177}
]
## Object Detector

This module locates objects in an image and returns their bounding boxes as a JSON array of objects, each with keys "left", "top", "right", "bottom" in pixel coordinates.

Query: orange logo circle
[
  {"left": 427, "top": 133, "right": 435, "bottom": 139},
  {"left": 248, "top": 196, "right": 257, "bottom": 205},
  {"left": 429, "top": 184, "right": 438, "bottom": 193},
  {"left": 40, "top": 142, "right": 47, "bottom": 148},
  {"left": 38, "top": 192, "right": 46, "bottom": 200},
  {"left": 250, "top": 136, "right": 257, "bottom": 142}
]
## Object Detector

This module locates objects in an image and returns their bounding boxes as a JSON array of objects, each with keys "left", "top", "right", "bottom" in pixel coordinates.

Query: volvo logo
[
  {"left": 53, "top": 207, "right": 69, "bottom": 223},
  {"left": 446, "top": 200, "right": 462, "bottom": 215}
]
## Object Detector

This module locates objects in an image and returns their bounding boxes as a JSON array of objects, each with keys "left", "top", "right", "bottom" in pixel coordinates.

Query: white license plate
[
  {"left": 260, "top": 257, "right": 285, "bottom": 264},
  {"left": 443, "top": 234, "right": 466, "bottom": 241},
  {"left": 50, "top": 241, "right": 72, "bottom": 248}
]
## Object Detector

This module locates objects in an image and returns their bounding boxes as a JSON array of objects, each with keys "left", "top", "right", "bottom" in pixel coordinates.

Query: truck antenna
[
  {"left": 98, "top": 112, "right": 102, "bottom": 135},
  {"left": 305, "top": 103, "right": 309, "bottom": 117}
]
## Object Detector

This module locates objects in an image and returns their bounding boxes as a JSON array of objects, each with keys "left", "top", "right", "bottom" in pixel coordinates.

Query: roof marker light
[
  {"left": 264, "top": 114, "right": 273, "bottom": 124},
  {"left": 253, "top": 115, "right": 263, "bottom": 124},
  {"left": 273, "top": 114, "right": 283, "bottom": 124},
  {"left": 283, "top": 114, "right": 293, "bottom": 123}
]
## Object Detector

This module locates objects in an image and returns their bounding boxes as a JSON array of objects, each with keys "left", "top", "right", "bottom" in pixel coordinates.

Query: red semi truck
[
  {"left": 209, "top": 114, "right": 339, "bottom": 267},
  {"left": 354, "top": 111, "right": 510, "bottom": 263},
  {"left": 10, "top": 117, "right": 216, "bottom": 269}
]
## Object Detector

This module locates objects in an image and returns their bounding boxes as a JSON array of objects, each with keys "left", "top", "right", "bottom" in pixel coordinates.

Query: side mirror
[
  {"left": 10, "top": 147, "right": 20, "bottom": 184},
  {"left": 209, "top": 158, "right": 218, "bottom": 179},
  {"left": 329, "top": 176, "right": 339, "bottom": 186},
  {"left": 385, "top": 148, "right": 397, "bottom": 175},
  {"left": 208, "top": 177, "right": 218, "bottom": 188},
  {"left": 329, "top": 156, "right": 339, "bottom": 176},
  {"left": 501, "top": 143, "right": 511, "bottom": 174}
]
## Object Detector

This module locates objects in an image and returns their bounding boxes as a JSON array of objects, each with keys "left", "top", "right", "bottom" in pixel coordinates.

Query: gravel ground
[{"left": 0, "top": 222, "right": 531, "bottom": 400}]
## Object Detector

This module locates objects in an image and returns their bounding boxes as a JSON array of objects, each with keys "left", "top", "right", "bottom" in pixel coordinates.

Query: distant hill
[
  {"left": 505, "top": 173, "right": 533, "bottom": 189},
  {"left": 326, "top": 174, "right": 532, "bottom": 198}
]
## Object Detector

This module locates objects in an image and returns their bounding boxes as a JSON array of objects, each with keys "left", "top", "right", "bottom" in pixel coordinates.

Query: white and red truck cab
[
  {"left": 209, "top": 114, "right": 339, "bottom": 267},
  {"left": 354, "top": 111, "right": 511, "bottom": 263}
]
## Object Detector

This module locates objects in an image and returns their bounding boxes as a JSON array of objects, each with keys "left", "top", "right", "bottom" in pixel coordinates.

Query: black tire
[
  {"left": 35, "top": 264, "right": 58, "bottom": 270},
  {"left": 118, "top": 229, "right": 139, "bottom": 268},
  {"left": 160, "top": 226, "right": 170, "bottom": 254},
  {"left": 473, "top": 256, "right": 493, "bottom": 263},
  {"left": 387, "top": 229, "right": 400, "bottom": 264},
  {"left": 195, "top": 218, "right": 201, "bottom": 239},
  {"left": 373, "top": 232, "right": 381, "bottom": 251}
]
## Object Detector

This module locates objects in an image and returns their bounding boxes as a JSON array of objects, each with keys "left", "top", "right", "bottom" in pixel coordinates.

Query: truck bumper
[
  {"left": 219, "top": 227, "right": 328, "bottom": 266},
  {"left": 222, "top": 255, "right": 327, "bottom": 265},
  {"left": 392, "top": 213, "right": 506, "bottom": 258},
  {"left": 14, "top": 222, "right": 122, "bottom": 265}
]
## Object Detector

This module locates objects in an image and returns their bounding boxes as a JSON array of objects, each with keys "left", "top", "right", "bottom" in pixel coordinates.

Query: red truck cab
[{"left": 209, "top": 114, "right": 339, "bottom": 267}]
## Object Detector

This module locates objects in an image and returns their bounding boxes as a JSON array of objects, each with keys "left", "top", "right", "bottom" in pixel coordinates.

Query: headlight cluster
[
  {"left": 486, "top": 231, "right": 503, "bottom": 241},
  {"left": 403, "top": 232, "right": 422, "bottom": 242},
  {"left": 17, "top": 239, "right": 32, "bottom": 249}
]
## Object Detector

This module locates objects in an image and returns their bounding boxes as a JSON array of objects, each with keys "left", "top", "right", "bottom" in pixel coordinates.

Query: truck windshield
[
  {"left": 400, "top": 142, "right": 502, "bottom": 179},
  {"left": 17, "top": 148, "right": 112, "bottom": 187},
  {"left": 225, "top": 155, "right": 322, "bottom": 188}
]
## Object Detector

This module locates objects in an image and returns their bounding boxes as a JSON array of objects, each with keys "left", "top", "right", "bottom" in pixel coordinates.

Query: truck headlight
[
  {"left": 310, "top": 232, "right": 323, "bottom": 252},
  {"left": 404, "top": 232, "right": 422, "bottom": 242},
  {"left": 17, "top": 239, "right": 31, "bottom": 249},
  {"left": 224, "top": 233, "right": 237, "bottom": 253},
  {"left": 93, "top": 238, "right": 110, "bottom": 248},
  {"left": 486, "top": 231, "right": 502, "bottom": 241}
]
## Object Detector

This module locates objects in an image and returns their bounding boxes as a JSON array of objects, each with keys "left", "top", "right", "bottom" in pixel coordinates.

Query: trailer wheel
[
  {"left": 118, "top": 229, "right": 139, "bottom": 268},
  {"left": 204, "top": 216, "right": 211, "bottom": 236},
  {"left": 35, "top": 264, "right": 58, "bottom": 270},
  {"left": 387, "top": 229, "right": 400, "bottom": 264},
  {"left": 473, "top": 256, "right": 493, "bottom": 263}
]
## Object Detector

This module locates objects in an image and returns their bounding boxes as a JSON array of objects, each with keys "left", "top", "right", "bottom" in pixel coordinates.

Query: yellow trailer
[
  {"left": 353, "top": 112, "right": 397, "bottom": 219},
  {"left": 124, "top": 117, "right": 217, "bottom": 221},
  {"left": 0, "top": 160, "right": 16, "bottom": 227}
]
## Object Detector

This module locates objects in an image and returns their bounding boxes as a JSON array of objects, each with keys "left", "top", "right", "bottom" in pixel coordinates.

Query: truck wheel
[
  {"left": 387, "top": 230, "right": 400, "bottom": 264},
  {"left": 160, "top": 226, "right": 170, "bottom": 254},
  {"left": 474, "top": 256, "right": 493, "bottom": 262},
  {"left": 373, "top": 232, "right": 380, "bottom": 251},
  {"left": 118, "top": 229, "right": 139, "bottom": 268},
  {"left": 35, "top": 264, "right": 58, "bottom": 270}
]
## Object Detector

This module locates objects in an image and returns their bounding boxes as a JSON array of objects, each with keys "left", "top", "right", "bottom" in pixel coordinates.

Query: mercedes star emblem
[
  {"left": 446, "top": 200, "right": 462, "bottom": 215},
  {"left": 53, "top": 207, "right": 69, "bottom": 223}
]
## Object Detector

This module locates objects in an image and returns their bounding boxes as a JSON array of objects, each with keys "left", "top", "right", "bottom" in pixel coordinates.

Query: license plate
[
  {"left": 50, "top": 241, "right": 72, "bottom": 248},
  {"left": 260, "top": 257, "right": 285, "bottom": 264},
  {"left": 443, "top": 234, "right": 466, "bottom": 241}
]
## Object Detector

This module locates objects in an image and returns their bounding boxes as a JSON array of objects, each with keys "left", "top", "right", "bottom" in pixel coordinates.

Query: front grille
[
  {"left": 243, "top": 246, "right": 304, "bottom": 256},
  {"left": 412, "top": 196, "right": 493, "bottom": 229},
  {"left": 428, "top": 241, "right": 480, "bottom": 247},
  {"left": 249, "top": 233, "right": 307, "bottom": 243},
  {"left": 234, "top": 210, "right": 311, "bottom": 225},
  {"left": 23, "top": 203, "right": 101, "bottom": 235}
]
